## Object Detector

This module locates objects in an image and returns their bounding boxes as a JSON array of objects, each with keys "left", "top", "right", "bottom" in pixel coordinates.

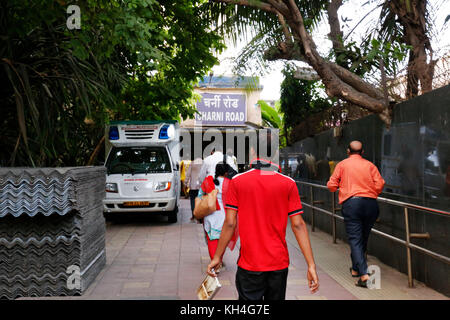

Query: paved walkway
[{"left": 24, "top": 199, "right": 448, "bottom": 300}]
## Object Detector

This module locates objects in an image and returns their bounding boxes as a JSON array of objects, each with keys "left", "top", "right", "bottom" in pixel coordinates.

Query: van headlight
[
  {"left": 154, "top": 181, "right": 171, "bottom": 192},
  {"left": 106, "top": 183, "right": 118, "bottom": 193}
]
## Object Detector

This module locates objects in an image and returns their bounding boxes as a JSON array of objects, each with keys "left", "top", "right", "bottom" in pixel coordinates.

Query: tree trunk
[
  {"left": 86, "top": 135, "right": 105, "bottom": 166},
  {"left": 389, "top": 0, "right": 436, "bottom": 97},
  {"left": 283, "top": 0, "right": 389, "bottom": 120},
  {"left": 327, "top": 0, "right": 345, "bottom": 58}
]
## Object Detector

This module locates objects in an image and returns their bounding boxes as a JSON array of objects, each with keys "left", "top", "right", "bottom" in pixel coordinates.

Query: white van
[{"left": 103, "top": 121, "right": 180, "bottom": 223}]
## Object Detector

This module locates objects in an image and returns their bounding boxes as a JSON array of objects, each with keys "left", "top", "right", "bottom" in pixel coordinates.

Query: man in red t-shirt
[{"left": 207, "top": 156, "right": 319, "bottom": 300}]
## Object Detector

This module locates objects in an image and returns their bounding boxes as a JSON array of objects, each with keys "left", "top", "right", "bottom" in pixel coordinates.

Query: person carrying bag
[
  {"left": 193, "top": 176, "right": 219, "bottom": 219},
  {"left": 194, "top": 164, "right": 238, "bottom": 268}
]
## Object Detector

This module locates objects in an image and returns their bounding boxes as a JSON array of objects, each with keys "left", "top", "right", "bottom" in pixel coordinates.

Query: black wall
[{"left": 282, "top": 85, "right": 450, "bottom": 296}]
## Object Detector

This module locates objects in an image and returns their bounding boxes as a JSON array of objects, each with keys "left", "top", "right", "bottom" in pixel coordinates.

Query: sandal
[
  {"left": 349, "top": 267, "right": 360, "bottom": 278},
  {"left": 355, "top": 278, "right": 368, "bottom": 288}
]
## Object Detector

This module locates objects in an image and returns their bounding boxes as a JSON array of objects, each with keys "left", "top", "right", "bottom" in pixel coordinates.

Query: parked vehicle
[{"left": 103, "top": 121, "right": 180, "bottom": 223}]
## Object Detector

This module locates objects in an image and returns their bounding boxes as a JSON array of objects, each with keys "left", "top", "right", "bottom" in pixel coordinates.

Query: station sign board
[{"left": 195, "top": 93, "right": 246, "bottom": 126}]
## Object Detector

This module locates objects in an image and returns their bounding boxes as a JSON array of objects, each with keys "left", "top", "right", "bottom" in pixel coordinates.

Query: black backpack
[{"left": 223, "top": 153, "right": 238, "bottom": 179}]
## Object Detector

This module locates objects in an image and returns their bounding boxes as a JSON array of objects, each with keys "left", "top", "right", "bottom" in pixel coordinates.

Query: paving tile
[
  {"left": 145, "top": 240, "right": 163, "bottom": 245},
  {"left": 113, "top": 258, "right": 136, "bottom": 265},
  {"left": 287, "top": 279, "right": 308, "bottom": 285},
  {"left": 286, "top": 286, "right": 311, "bottom": 296},
  {"left": 219, "top": 279, "right": 231, "bottom": 286},
  {"left": 123, "top": 282, "right": 151, "bottom": 289},
  {"left": 140, "top": 247, "right": 161, "bottom": 253},
  {"left": 91, "top": 287, "right": 122, "bottom": 298},
  {"left": 98, "top": 277, "right": 129, "bottom": 285},
  {"left": 130, "top": 266, "right": 155, "bottom": 272},
  {"left": 135, "top": 257, "right": 158, "bottom": 264},
  {"left": 296, "top": 295, "right": 328, "bottom": 300}
]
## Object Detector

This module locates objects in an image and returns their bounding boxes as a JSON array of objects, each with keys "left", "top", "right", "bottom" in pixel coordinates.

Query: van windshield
[{"left": 106, "top": 146, "right": 172, "bottom": 174}]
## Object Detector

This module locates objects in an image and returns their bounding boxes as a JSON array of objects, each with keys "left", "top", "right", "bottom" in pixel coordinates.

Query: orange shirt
[{"left": 327, "top": 154, "right": 385, "bottom": 204}]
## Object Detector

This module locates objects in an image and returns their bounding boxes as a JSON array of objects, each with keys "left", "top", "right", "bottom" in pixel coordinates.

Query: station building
[{"left": 179, "top": 76, "right": 278, "bottom": 167}]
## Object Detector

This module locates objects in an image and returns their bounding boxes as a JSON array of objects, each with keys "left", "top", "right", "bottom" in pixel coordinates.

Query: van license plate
[{"left": 123, "top": 201, "right": 149, "bottom": 207}]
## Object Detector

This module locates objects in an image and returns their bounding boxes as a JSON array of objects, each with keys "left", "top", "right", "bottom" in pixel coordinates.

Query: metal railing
[{"left": 296, "top": 180, "right": 450, "bottom": 288}]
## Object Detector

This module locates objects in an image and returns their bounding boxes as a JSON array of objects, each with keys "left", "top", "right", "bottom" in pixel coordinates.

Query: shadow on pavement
[{"left": 103, "top": 212, "right": 171, "bottom": 226}]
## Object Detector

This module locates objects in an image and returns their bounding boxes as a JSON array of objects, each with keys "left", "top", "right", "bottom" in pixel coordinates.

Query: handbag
[{"left": 193, "top": 189, "right": 217, "bottom": 219}]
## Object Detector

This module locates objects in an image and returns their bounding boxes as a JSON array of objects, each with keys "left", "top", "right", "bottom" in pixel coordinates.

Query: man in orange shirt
[{"left": 327, "top": 141, "right": 385, "bottom": 288}]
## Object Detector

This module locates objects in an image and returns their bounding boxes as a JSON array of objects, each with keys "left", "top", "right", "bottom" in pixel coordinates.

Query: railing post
[
  {"left": 310, "top": 186, "right": 315, "bottom": 232},
  {"left": 331, "top": 192, "right": 337, "bottom": 244},
  {"left": 404, "top": 207, "right": 414, "bottom": 288}
]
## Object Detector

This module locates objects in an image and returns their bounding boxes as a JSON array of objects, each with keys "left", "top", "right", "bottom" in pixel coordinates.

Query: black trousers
[
  {"left": 235, "top": 266, "right": 289, "bottom": 300},
  {"left": 342, "top": 197, "right": 379, "bottom": 276},
  {"left": 189, "top": 189, "right": 198, "bottom": 214}
]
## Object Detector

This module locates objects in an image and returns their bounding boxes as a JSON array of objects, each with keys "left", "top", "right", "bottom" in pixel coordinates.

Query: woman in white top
[
  {"left": 197, "top": 163, "right": 225, "bottom": 250},
  {"left": 195, "top": 162, "right": 238, "bottom": 271},
  {"left": 196, "top": 163, "right": 230, "bottom": 262}
]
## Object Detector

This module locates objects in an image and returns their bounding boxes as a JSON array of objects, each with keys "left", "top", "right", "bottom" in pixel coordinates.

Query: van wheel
[{"left": 168, "top": 206, "right": 178, "bottom": 223}]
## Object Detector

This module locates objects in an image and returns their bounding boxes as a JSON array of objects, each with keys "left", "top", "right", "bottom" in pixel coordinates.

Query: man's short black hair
[{"left": 348, "top": 143, "right": 363, "bottom": 154}]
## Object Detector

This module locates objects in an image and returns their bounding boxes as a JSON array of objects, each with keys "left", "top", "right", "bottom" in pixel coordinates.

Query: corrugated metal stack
[{"left": 0, "top": 167, "right": 106, "bottom": 299}]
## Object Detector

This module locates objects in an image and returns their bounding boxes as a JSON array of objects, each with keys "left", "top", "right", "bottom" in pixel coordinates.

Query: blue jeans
[{"left": 342, "top": 197, "right": 379, "bottom": 276}]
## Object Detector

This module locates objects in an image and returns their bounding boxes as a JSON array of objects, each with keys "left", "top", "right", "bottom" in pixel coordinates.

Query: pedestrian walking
[
  {"left": 180, "top": 160, "right": 190, "bottom": 198},
  {"left": 185, "top": 157, "right": 203, "bottom": 221},
  {"left": 207, "top": 154, "right": 319, "bottom": 300},
  {"left": 326, "top": 140, "right": 385, "bottom": 288},
  {"left": 195, "top": 163, "right": 237, "bottom": 271}
]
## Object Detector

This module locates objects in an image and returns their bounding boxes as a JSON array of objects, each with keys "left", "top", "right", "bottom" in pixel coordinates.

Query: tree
[
  {"left": 117, "top": 1, "right": 225, "bottom": 121},
  {"left": 376, "top": 0, "right": 436, "bottom": 98},
  {"left": 1, "top": 0, "right": 224, "bottom": 167},
  {"left": 206, "top": 0, "right": 437, "bottom": 127},
  {"left": 279, "top": 66, "right": 333, "bottom": 144}
]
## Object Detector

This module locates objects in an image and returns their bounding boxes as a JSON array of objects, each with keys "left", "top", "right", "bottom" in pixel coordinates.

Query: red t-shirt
[{"left": 224, "top": 168, "right": 303, "bottom": 271}]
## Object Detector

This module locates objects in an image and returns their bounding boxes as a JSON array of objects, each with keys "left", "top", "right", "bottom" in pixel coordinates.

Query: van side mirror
[{"left": 175, "top": 163, "right": 180, "bottom": 171}]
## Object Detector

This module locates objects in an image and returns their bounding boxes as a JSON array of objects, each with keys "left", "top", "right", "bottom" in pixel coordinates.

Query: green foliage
[
  {"left": 1, "top": 0, "right": 123, "bottom": 167},
  {"left": 116, "top": 0, "right": 225, "bottom": 121},
  {"left": 205, "top": 0, "right": 328, "bottom": 40},
  {"left": 279, "top": 66, "right": 333, "bottom": 139},
  {"left": 331, "top": 32, "right": 410, "bottom": 77},
  {"left": 1, "top": 0, "right": 223, "bottom": 167},
  {"left": 336, "top": 0, "right": 424, "bottom": 80},
  {"left": 259, "top": 99, "right": 287, "bottom": 148},
  {"left": 204, "top": 0, "right": 328, "bottom": 76},
  {"left": 259, "top": 100, "right": 282, "bottom": 129}
]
